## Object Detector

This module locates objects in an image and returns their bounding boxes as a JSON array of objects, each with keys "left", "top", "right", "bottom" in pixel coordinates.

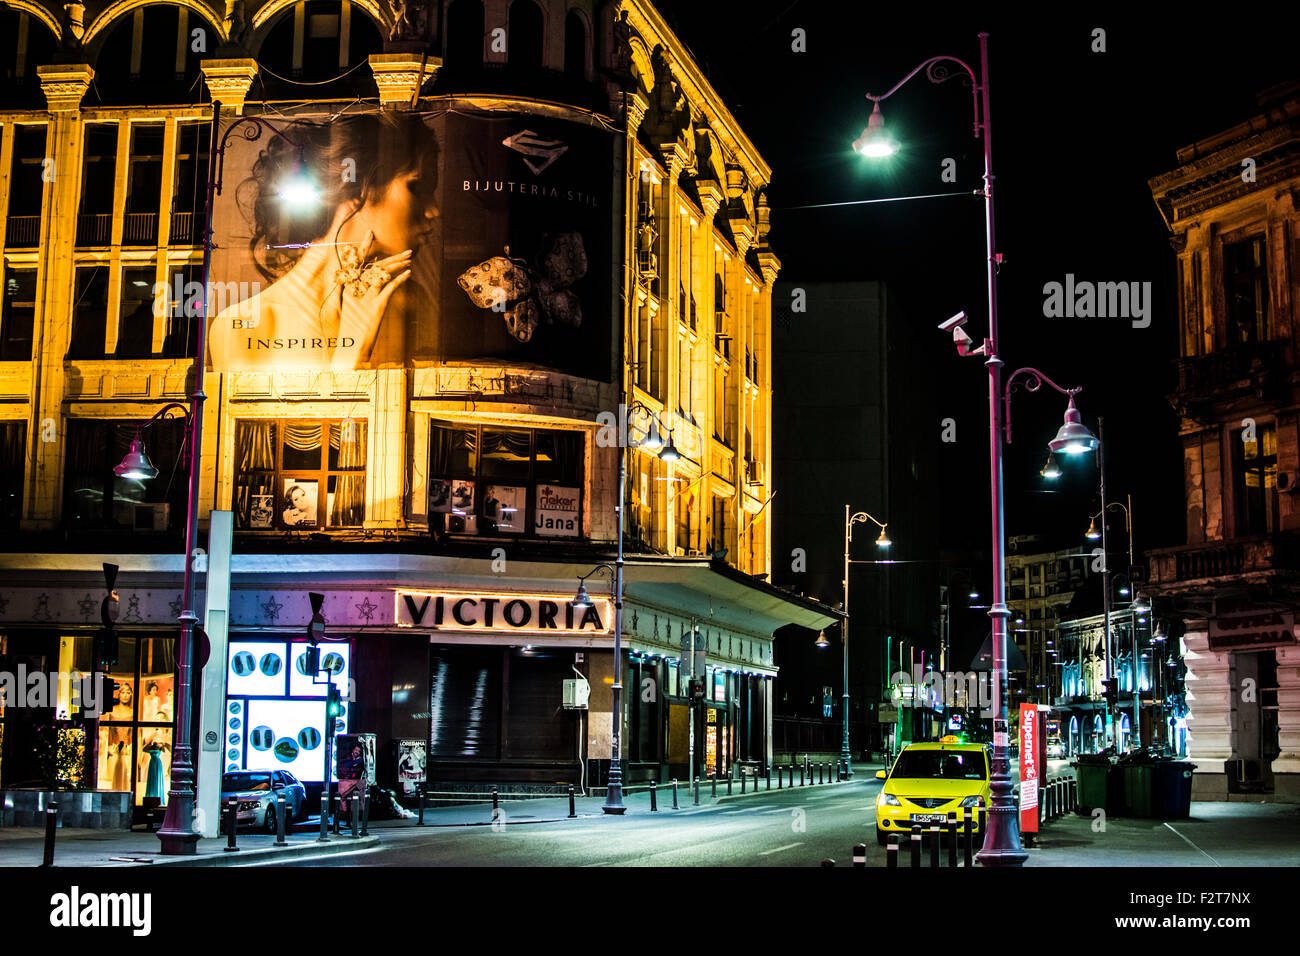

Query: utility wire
[{"left": 779, "top": 190, "right": 974, "bottom": 210}]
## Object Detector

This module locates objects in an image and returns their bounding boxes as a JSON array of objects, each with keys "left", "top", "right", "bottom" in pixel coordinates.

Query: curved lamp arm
[
  {"left": 1003, "top": 367, "right": 1082, "bottom": 445},
  {"left": 849, "top": 510, "right": 887, "bottom": 531},
  {"left": 865, "top": 55, "right": 981, "bottom": 139},
  {"left": 215, "top": 114, "right": 307, "bottom": 197}
]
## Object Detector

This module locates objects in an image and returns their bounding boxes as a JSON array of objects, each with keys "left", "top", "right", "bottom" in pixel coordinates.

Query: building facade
[
  {"left": 0, "top": 0, "right": 836, "bottom": 829},
  {"left": 1146, "top": 81, "right": 1300, "bottom": 801}
]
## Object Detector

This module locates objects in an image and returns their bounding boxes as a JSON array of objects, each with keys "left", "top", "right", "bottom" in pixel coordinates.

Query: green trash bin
[
  {"left": 1073, "top": 755, "right": 1112, "bottom": 812},
  {"left": 1123, "top": 763, "right": 1155, "bottom": 817}
]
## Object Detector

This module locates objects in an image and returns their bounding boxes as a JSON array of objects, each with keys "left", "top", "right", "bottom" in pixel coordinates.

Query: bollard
[
  {"left": 274, "top": 792, "right": 288, "bottom": 847},
  {"left": 853, "top": 843, "right": 867, "bottom": 868},
  {"left": 318, "top": 792, "right": 331, "bottom": 842},
  {"left": 568, "top": 784, "right": 577, "bottom": 819},
  {"left": 694, "top": 777, "right": 700, "bottom": 806},
  {"left": 332, "top": 789, "right": 341, "bottom": 834},
  {"left": 712, "top": 775, "right": 717, "bottom": 798},
  {"left": 727, "top": 775, "right": 733, "bottom": 796},
  {"left": 910, "top": 825, "right": 922, "bottom": 867},
  {"left": 492, "top": 787, "right": 499, "bottom": 819},
  {"left": 741, "top": 773, "right": 747, "bottom": 795},
  {"left": 930, "top": 826, "right": 940, "bottom": 868},
  {"left": 887, "top": 833, "right": 899, "bottom": 868},
  {"left": 650, "top": 781, "right": 658, "bottom": 812},
  {"left": 766, "top": 769, "right": 771, "bottom": 791},
  {"left": 978, "top": 807, "right": 987, "bottom": 850},
  {"left": 821, "top": 859, "right": 835, "bottom": 867},
  {"left": 350, "top": 792, "right": 360, "bottom": 837},
  {"left": 777, "top": 766, "right": 783, "bottom": 789},
  {"left": 418, "top": 783, "right": 426, "bottom": 826},
  {"left": 672, "top": 779, "right": 679, "bottom": 810},
  {"left": 225, "top": 797, "right": 241, "bottom": 852},
  {"left": 963, "top": 811, "right": 974, "bottom": 867},
  {"left": 361, "top": 790, "right": 370, "bottom": 836},
  {"left": 800, "top": 763, "right": 805, "bottom": 787},
  {"left": 820, "top": 762, "right": 825, "bottom": 785},
  {"left": 947, "top": 812, "right": 958, "bottom": 867},
  {"left": 1070, "top": 778, "right": 1078, "bottom": 813},
  {"left": 40, "top": 803, "right": 58, "bottom": 868}
]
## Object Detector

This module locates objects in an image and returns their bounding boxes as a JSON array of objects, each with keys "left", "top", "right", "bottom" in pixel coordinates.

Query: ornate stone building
[
  {"left": 0, "top": 0, "right": 835, "bottom": 830},
  {"left": 1146, "top": 81, "right": 1300, "bottom": 801}
]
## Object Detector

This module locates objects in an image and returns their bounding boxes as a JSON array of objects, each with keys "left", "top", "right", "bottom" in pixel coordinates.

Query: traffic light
[
  {"left": 303, "top": 645, "right": 321, "bottom": 676},
  {"left": 689, "top": 678, "right": 705, "bottom": 700},
  {"left": 1102, "top": 678, "right": 1119, "bottom": 706},
  {"left": 326, "top": 683, "right": 343, "bottom": 719}
]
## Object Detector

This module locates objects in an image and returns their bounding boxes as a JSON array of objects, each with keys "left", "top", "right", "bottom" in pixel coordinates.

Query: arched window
[
  {"left": 0, "top": 9, "right": 58, "bottom": 106},
  {"left": 257, "top": 0, "right": 383, "bottom": 93},
  {"left": 564, "top": 10, "right": 587, "bottom": 78},
  {"left": 91, "top": 4, "right": 220, "bottom": 105},
  {"left": 444, "top": 0, "right": 485, "bottom": 69},
  {"left": 508, "top": 0, "right": 543, "bottom": 69}
]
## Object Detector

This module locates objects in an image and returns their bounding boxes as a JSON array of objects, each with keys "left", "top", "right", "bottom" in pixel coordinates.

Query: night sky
[{"left": 654, "top": 2, "right": 1298, "bottom": 564}]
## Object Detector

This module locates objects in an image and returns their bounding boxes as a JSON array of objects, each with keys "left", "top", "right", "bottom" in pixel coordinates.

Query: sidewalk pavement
[{"left": 1026, "top": 801, "right": 1300, "bottom": 866}]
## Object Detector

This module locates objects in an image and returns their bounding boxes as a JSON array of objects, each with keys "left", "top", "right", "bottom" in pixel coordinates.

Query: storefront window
[
  {"left": 429, "top": 421, "right": 583, "bottom": 538},
  {"left": 233, "top": 419, "right": 367, "bottom": 530},
  {"left": 64, "top": 419, "right": 186, "bottom": 531},
  {"left": 96, "top": 636, "right": 175, "bottom": 806}
]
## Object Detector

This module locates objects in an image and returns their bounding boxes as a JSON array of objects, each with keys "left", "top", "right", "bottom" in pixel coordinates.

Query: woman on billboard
[{"left": 208, "top": 113, "right": 438, "bottom": 371}]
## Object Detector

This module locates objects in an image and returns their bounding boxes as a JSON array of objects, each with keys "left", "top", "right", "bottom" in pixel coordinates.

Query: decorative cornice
[
  {"left": 624, "top": 90, "right": 649, "bottom": 134},
  {"left": 201, "top": 58, "right": 259, "bottom": 115},
  {"left": 368, "top": 53, "right": 441, "bottom": 108},
  {"left": 659, "top": 140, "right": 690, "bottom": 180},
  {"left": 37, "top": 62, "right": 94, "bottom": 112},
  {"left": 695, "top": 177, "right": 723, "bottom": 219},
  {"left": 756, "top": 249, "right": 781, "bottom": 288}
]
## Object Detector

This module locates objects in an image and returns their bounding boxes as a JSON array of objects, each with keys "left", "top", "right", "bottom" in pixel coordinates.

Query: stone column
[
  {"left": 1274, "top": 642, "right": 1300, "bottom": 802},
  {"left": 1183, "top": 630, "right": 1232, "bottom": 799},
  {"left": 29, "top": 64, "right": 94, "bottom": 530}
]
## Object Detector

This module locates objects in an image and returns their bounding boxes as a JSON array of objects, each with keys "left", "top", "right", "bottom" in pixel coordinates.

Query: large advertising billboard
[{"left": 206, "top": 108, "right": 614, "bottom": 380}]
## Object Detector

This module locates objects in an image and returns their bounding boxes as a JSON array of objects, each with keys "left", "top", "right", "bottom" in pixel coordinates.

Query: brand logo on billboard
[{"left": 502, "top": 130, "right": 569, "bottom": 175}]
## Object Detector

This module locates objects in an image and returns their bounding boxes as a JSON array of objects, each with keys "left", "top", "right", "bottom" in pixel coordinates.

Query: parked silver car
[{"left": 221, "top": 770, "right": 307, "bottom": 832}]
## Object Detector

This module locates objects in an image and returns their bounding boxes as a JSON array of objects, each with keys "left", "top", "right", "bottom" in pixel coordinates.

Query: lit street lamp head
[
  {"left": 852, "top": 101, "right": 896, "bottom": 158},
  {"left": 572, "top": 581, "right": 592, "bottom": 610},
  {"left": 815, "top": 630, "right": 830, "bottom": 649},
  {"left": 1049, "top": 396, "right": 1100, "bottom": 455},
  {"left": 1040, "top": 452, "right": 1062, "bottom": 480},
  {"left": 1085, "top": 516, "right": 1101, "bottom": 540},
  {"left": 875, "top": 525, "right": 891, "bottom": 548},
  {"left": 657, "top": 429, "right": 681, "bottom": 462},
  {"left": 114, "top": 437, "right": 158, "bottom": 481}
]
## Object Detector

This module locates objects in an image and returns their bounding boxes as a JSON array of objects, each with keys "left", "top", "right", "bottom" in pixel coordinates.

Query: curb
[
  {"left": 119, "top": 834, "right": 382, "bottom": 866},
  {"left": 714, "top": 776, "right": 866, "bottom": 804}
]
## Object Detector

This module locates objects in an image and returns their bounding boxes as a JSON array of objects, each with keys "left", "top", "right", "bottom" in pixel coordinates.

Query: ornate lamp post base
[{"left": 156, "top": 792, "right": 199, "bottom": 855}]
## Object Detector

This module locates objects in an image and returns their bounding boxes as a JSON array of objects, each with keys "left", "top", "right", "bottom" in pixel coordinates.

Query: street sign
[{"left": 1019, "top": 703, "right": 1039, "bottom": 833}]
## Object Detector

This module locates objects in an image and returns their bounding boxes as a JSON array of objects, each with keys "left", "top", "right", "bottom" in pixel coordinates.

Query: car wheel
[
  {"left": 876, "top": 828, "right": 889, "bottom": 847},
  {"left": 264, "top": 803, "right": 280, "bottom": 834}
]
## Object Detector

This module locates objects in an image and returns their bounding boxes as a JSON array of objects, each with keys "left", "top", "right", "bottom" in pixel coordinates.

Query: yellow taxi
[{"left": 874, "top": 736, "right": 991, "bottom": 845}]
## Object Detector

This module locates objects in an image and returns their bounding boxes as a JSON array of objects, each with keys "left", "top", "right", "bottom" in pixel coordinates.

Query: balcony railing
[
  {"left": 1176, "top": 340, "right": 1289, "bottom": 396},
  {"left": 123, "top": 212, "right": 159, "bottom": 246},
  {"left": 5, "top": 216, "right": 40, "bottom": 247},
  {"left": 169, "top": 210, "right": 198, "bottom": 245},
  {"left": 77, "top": 213, "right": 111, "bottom": 246},
  {"left": 1148, "top": 532, "right": 1300, "bottom": 586}
]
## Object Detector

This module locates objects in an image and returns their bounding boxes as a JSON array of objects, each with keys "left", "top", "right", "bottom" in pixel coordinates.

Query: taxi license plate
[{"left": 910, "top": 813, "right": 947, "bottom": 824}]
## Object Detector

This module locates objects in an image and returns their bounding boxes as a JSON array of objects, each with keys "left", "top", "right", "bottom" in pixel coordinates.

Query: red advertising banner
[{"left": 1019, "top": 703, "right": 1039, "bottom": 833}]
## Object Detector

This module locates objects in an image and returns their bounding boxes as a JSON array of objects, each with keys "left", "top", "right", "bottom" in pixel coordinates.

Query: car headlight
[
  {"left": 960, "top": 796, "right": 984, "bottom": 808},
  {"left": 878, "top": 793, "right": 901, "bottom": 807}
]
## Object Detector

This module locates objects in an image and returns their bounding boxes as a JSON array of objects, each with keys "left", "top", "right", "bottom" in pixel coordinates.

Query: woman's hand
[{"left": 327, "top": 231, "right": 412, "bottom": 368}]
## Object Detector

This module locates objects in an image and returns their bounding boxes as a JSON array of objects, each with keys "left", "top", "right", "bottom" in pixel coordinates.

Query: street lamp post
[
  {"left": 856, "top": 35, "right": 1099, "bottom": 865},
  {"left": 573, "top": 400, "right": 678, "bottom": 815},
  {"left": 1086, "top": 477, "right": 1136, "bottom": 750},
  {"left": 841, "top": 506, "right": 890, "bottom": 779},
  {"left": 115, "top": 102, "right": 320, "bottom": 853}
]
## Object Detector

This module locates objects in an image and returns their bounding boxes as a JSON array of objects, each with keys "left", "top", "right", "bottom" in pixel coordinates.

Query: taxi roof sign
[{"left": 939, "top": 734, "right": 962, "bottom": 744}]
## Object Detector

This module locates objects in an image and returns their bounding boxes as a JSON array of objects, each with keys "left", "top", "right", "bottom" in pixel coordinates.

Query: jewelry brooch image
[
  {"left": 457, "top": 232, "right": 588, "bottom": 342},
  {"left": 334, "top": 243, "right": 393, "bottom": 297}
]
